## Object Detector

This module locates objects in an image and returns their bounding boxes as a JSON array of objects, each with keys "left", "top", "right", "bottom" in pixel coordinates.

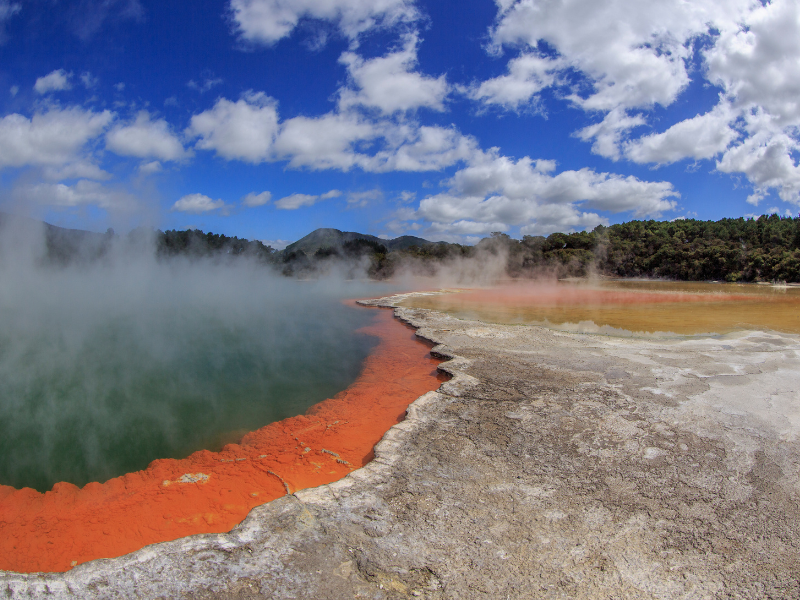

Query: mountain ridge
[{"left": 283, "top": 228, "right": 442, "bottom": 255}]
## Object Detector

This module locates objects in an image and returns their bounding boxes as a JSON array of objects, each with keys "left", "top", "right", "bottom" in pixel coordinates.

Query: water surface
[
  {"left": 399, "top": 280, "right": 800, "bottom": 336},
  {"left": 0, "top": 263, "right": 389, "bottom": 492}
]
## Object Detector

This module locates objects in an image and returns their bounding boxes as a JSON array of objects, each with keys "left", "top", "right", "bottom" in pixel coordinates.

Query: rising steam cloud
[{"left": 0, "top": 216, "right": 393, "bottom": 492}]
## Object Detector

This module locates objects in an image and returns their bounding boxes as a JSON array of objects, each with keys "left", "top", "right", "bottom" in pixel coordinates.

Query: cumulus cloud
[
  {"left": 481, "top": 0, "right": 800, "bottom": 204},
  {"left": 171, "top": 193, "right": 227, "bottom": 214},
  {"left": 187, "top": 89, "right": 476, "bottom": 173},
  {"left": 704, "top": 0, "right": 800, "bottom": 203},
  {"left": 34, "top": 69, "right": 73, "bottom": 94},
  {"left": 717, "top": 127, "right": 800, "bottom": 205},
  {"left": 489, "top": 0, "right": 752, "bottom": 112},
  {"left": 368, "top": 124, "right": 477, "bottom": 172},
  {"left": 274, "top": 189, "right": 341, "bottom": 210},
  {"left": 187, "top": 92, "right": 279, "bottom": 163},
  {"left": 469, "top": 53, "right": 561, "bottom": 110},
  {"left": 575, "top": 109, "right": 646, "bottom": 160},
  {"left": 242, "top": 191, "right": 272, "bottom": 207},
  {"left": 0, "top": 107, "right": 113, "bottom": 168},
  {"left": 338, "top": 34, "right": 449, "bottom": 114},
  {"left": 15, "top": 180, "right": 136, "bottom": 209},
  {"left": 273, "top": 112, "right": 377, "bottom": 170},
  {"left": 623, "top": 103, "right": 740, "bottom": 165},
  {"left": 106, "top": 111, "right": 188, "bottom": 161},
  {"left": 416, "top": 150, "right": 678, "bottom": 235},
  {"left": 228, "top": 0, "right": 417, "bottom": 46},
  {"left": 705, "top": 0, "right": 800, "bottom": 129}
]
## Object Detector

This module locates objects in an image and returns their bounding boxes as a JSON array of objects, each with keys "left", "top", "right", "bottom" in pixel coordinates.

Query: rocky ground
[{"left": 3, "top": 293, "right": 800, "bottom": 599}]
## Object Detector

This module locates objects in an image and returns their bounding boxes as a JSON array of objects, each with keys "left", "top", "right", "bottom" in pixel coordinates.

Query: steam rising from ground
[{"left": 0, "top": 218, "right": 391, "bottom": 492}]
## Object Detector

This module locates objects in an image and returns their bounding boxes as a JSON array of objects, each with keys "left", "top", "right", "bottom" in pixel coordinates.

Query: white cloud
[
  {"left": 274, "top": 193, "right": 318, "bottom": 210},
  {"left": 187, "top": 77, "right": 223, "bottom": 93},
  {"left": 34, "top": 69, "right": 73, "bottom": 94},
  {"left": 138, "top": 161, "right": 162, "bottom": 175},
  {"left": 346, "top": 188, "right": 382, "bottom": 208},
  {"left": 624, "top": 103, "right": 739, "bottom": 165},
  {"left": 16, "top": 180, "right": 136, "bottom": 209},
  {"left": 242, "top": 191, "right": 272, "bottom": 207},
  {"left": 187, "top": 88, "right": 475, "bottom": 173},
  {"left": 187, "top": 92, "right": 279, "bottom": 163},
  {"left": 428, "top": 219, "right": 509, "bottom": 236},
  {"left": 273, "top": 112, "right": 377, "bottom": 170},
  {"left": 275, "top": 189, "right": 341, "bottom": 210},
  {"left": 717, "top": 127, "right": 800, "bottom": 205},
  {"left": 368, "top": 124, "right": 478, "bottom": 172},
  {"left": 275, "top": 117, "right": 476, "bottom": 173},
  {"left": 68, "top": 0, "right": 144, "bottom": 41},
  {"left": 469, "top": 53, "right": 561, "bottom": 110},
  {"left": 262, "top": 238, "right": 290, "bottom": 250},
  {"left": 0, "top": 1, "right": 19, "bottom": 21},
  {"left": 384, "top": 218, "right": 421, "bottom": 234},
  {"left": 416, "top": 150, "right": 678, "bottom": 235},
  {"left": 485, "top": 0, "right": 800, "bottom": 205},
  {"left": 228, "top": 0, "right": 417, "bottom": 46},
  {"left": 705, "top": 0, "right": 800, "bottom": 130},
  {"left": 398, "top": 190, "right": 416, "bottom": 203},
  {"left": 106, "top": 111, "right": 188, "bottom": 161},
  {"left": 490, "top": 0, "right": 753, "bottom": 112},
  {"left": 703, "top": 0, "right": 800, "bottom": 203},
  {"left": 338, "top": 34, "right": 448, "bottom": 114},
  {"left": 575, "top": 109, "right": 647, "bottom": 160},
  {"left": 0, "top": 1, "right": 21, "bottom": 44},
  {"left": 80, "top": 72, "right": 98, "bottom": 89},
  {"left": 42, "top": 161, "right": 111, "bottom": 181},
  {"left": 0, "top": 107, "right": 113, "bottom": 168},
  {"left": 171, "top": 193, "right": 227, "bottom": 213}
]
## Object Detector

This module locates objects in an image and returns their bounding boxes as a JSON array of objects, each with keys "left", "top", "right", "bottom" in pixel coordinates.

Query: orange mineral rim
[{"left": 0, "top": 305, "right": 447, "bottom": 573}]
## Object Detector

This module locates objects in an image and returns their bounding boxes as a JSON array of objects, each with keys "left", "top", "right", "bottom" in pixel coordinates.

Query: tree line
[
  {"left": 37, "top": 214, "right": 800, "bottom": 282},
  {"left": 497, "top": 214, "right": 800, "bottom": 282}
]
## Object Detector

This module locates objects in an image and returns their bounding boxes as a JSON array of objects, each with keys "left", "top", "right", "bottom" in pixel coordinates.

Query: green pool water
[{"left": 0, "top": 263, "right": 386, "bottom": 492}]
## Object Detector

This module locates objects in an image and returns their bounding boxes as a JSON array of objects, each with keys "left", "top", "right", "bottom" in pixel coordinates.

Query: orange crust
[{"left": 0, "top": 306, "right": 445, "bottom": 573}]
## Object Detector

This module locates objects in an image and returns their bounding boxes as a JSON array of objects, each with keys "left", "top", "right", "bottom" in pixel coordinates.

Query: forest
[
  {"left": 132, "top": 215, "right": 800, "bottom": 283},
  {"left": 385, "top": 214, "right": 800, "bottom": 282},
  {"left": 24, "top": 212, "right": 800, "bottom": 283},
  {"left": 502, "top": 214, "right": 800, "bottom": 282}
]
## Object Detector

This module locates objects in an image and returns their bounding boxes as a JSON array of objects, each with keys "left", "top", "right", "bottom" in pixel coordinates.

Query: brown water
[{"left": 399, "top": 280, "right": 800, "bottom": 336}]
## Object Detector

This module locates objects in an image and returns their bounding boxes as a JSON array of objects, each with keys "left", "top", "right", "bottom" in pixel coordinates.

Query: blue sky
[{"left": 1, "top": 0, "right": 799, "bottom": 247}]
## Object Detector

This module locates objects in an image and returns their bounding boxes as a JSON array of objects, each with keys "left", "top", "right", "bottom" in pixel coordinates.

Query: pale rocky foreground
[{"left": 3, "top": 293, "right": 799, "bottom": 599}]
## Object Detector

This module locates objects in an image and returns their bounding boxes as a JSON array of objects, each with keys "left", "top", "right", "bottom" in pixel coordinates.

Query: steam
[{"left": 0, "top": 216, "right": 393, "bottom": 492}]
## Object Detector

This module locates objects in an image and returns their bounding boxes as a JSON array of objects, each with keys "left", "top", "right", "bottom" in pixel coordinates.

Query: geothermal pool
[
  {"left": 400, "top": 280, "right": 800, "bottom": 336},
  {"left": 0, "top": 271, "right": 381, "bottom": 492},
  {"left": 0, "top": 264, "right": 445, "bottom": 573}
]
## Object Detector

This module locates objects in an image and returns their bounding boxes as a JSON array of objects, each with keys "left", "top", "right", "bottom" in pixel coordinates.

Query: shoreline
[{"left": 2, "top": 295, "right": 799, "bottom": 597}]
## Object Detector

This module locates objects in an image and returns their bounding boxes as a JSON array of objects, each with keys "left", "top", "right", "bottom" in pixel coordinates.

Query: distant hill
[
  {"left": 0, "top": 212, "right": 112, "bottom": 264},
  {"left": 284, "top": 228, "right": 438, "bottom": 255}
]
